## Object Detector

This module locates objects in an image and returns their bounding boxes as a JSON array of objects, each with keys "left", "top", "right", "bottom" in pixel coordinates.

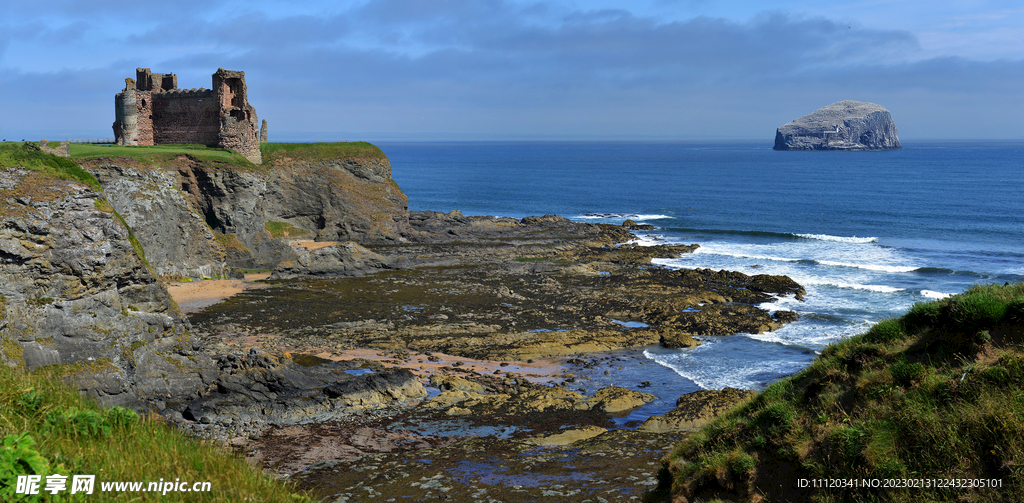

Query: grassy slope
[
  {"left": 2, "top": 140, "right": 387, "bottom": 169},
  {"left": 0, "top": 351, "right": 311, "bottom": 502},
  {"left": 654, "top": 283, "right": 1024, "bottom": 503},
  {"left": 0, "top": 143, "right": 102, "bottom": 191}
]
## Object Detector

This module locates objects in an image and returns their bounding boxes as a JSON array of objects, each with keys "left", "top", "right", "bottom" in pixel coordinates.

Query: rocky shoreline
[
  {"left": 2, "top": 144, "right": 805, "bottom": 502},
  {"left": 169, "top": 210, "right": 802, "bottom": 501}
]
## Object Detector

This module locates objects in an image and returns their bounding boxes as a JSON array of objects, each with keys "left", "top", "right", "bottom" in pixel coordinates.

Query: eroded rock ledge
[{"left": 193, "top": 211, "right": 805, "bottom": 362}]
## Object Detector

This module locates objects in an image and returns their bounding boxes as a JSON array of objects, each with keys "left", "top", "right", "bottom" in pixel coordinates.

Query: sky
[{"left": 1, "top": 0, "right": 1022, "bottom": 141}]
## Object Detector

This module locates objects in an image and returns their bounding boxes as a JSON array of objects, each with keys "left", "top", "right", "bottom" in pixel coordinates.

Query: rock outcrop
[
  {"left": 774, "top": 100, "right": 901, "bottom": 150},
  {"left": 0, "top": 167, "right": 216, "bottom": 409},
  {"left": 263, "top": 157, "right": 409, "bottom": 245},
  {"left": 639, "top": 387, "right": 754, "bottom": 433},
  {"left": 269, "top": 241, "right": 393, "bottom": 279},
  {"left": 180, "top": 349, "right": 426, "bottom": 431},
  {"left": 80, "top": 145, "right": 410, "bottom": 272}
]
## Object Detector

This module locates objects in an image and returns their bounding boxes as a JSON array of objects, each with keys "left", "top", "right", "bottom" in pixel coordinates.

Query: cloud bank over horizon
[{"left": 2, "top": 0, "right": 1021, "bottom": 141}]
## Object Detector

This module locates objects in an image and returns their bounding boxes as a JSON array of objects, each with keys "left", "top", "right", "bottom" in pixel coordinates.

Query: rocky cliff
[
  {"left": 0, "top": 164, "right": 216, "bottom": 409},
  {"left": 261, "top": 156, "right": 409, "bottom": 245},
  {"left": 87, "top": 162, "right": 228, "bottom": 279},
  {"left": 773, "top": 100, "right": 901, "bottom": 150},
  {"left": 1, "top": 141, "right": 412, "bottom": 412},
  {"left": 78, "top": 143, "right": 410, "bottom": 273}
]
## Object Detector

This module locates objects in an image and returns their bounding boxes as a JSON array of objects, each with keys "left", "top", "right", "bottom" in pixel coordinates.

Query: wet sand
[{"left": 166, "top": 240, "right": 337, "bottom": 312}]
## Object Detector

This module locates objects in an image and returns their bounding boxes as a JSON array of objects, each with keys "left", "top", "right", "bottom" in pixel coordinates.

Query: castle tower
[
  {"left": 112, "top": 78, "right": 140, "bottom": 145},
  {"left": 212, "top": 69, "right": 261, "bottom": 164}
]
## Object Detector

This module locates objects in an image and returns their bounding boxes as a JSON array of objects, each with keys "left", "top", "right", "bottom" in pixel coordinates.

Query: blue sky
[{"left": 1, "top": 0, "right": 1021, "bottom": 141}]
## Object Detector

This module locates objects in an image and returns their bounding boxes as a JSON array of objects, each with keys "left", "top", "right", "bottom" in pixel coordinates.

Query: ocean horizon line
[{"left": 7, "top": 135, "right": 1024, "bottom": 144}]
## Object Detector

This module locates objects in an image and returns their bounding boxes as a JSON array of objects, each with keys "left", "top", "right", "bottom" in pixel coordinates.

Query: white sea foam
[
  {"left": 795, "top": 233, "right": 878, "bottom": 244},
  {"left": 643, "top": 348, "right": 759, "bottom": 390},
  {"left": 691, "top": 248, "right": 802, "bottom": 263},
  {"left": 574, "top": 213, "right": 672, "bottom": 220},
  {"left": 804, "top": 281, "right": 905, "bottom": 293},
  {"left": 628, "top": 234, "right": 666, "bottom": 247},
  {"left": 643, "top": 338, "right": 812, "bottom": 390},
  {"left": 921, "top": 290, "right": 954, "bottom": 299},
  {"left": 817, "top": 260, "right": 919, "bottom": 273}
]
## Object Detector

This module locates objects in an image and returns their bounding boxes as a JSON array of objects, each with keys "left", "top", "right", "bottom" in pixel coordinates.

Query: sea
[{"left": 378, "top": 140, "right": 1024, "bottom": 418}]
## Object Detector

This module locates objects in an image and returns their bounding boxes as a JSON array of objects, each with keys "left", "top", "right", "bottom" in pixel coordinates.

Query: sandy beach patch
[
  {"left": 167, "top": 273, "right": 272, "bottom": 312},
  {"left": 289, "top": 239, "right": 338, "bottom": 252}
]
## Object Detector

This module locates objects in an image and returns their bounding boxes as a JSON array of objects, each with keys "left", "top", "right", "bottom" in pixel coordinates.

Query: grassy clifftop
[
  {"left": 656, "top": 282, "right": 1024, "bottom": 503},
  {"left": 70, "top": 143, "right": 258, "bottom": 169},
  {"left": 260, "top": 142, "right": 386, "bottom": 164},
  {"left": 0, "top": 142, "right": 102, "bottom": 191},
  {"left": 0, "top": 141, "right": 387, "bottom": 171}
]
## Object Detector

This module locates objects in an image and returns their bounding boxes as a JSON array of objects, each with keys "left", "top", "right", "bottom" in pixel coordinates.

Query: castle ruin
[{"left": 113, "top": 68, "right": 266, "bottom": 164}]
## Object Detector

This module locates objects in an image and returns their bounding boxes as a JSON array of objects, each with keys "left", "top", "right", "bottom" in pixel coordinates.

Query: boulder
[
  {"left": 429, "top": 374, "right": 487, "bottom": 394},
  {"left": 324, "top": 367, "right": 428, "bottom": 410},
  {"left": 586, "top": 386, "right": 655, "bottom": 413},
  {"left": 526, "top": 425, "right": 607, "bottom": 446},
  {"left": 774, "top": 101, "right": 901, "bottom": 150},
  {"left": 658, "top": 328, "right": 702, "bottom": 349}
]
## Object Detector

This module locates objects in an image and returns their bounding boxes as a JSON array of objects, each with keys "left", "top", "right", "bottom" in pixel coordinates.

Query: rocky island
[{"left": 773, "top": 100, "right": 901, "bottom": 150}]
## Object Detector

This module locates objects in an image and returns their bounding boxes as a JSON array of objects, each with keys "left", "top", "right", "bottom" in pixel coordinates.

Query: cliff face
[
  {"left": 88, "top": 162, "right": 228, "bottom": 279},
  {"left": 0, "top": 167, "right": 216, "bottom": 409},
  {"left": 263, "top": 157, "right": 410, "bottom": 245},
  {"left": 83, "top": 148, "right": 410, "bottom": 272},
  {"left": 774, "top": 100, "right": 901, "bottom": 150}
]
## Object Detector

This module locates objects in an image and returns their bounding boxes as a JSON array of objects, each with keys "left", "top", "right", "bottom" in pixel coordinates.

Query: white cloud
[{"left": 1, "top": 1, "right": 1021, "bottom": 139}]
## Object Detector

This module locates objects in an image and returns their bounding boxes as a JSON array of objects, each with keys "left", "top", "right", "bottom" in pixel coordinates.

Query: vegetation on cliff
[
  {"left": 0, "top": 361, "right": 310, "bottom": 502},
  {"left": 260, "top": 142, "right": 387, "bottom": 164},
  {"left": 654, "top": 282, "right": 1024, "bottom": 502},
  {"left": 0, "top": 140, "right": 387, "bottom": 169},
  {"left": 0, "top": 142, "right": 101, "bottom": 191},
  {"left": 68, "top": 143, "right": 260, "bottom": 170}
]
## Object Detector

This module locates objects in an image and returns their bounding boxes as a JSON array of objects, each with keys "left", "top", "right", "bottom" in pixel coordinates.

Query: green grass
[
  {"left": 0, "top": 358, "right": 311, "bottom": 502},
  {"left": 67, "top": 144, "right": 258, "bottom": 170},
  {"left": 656, "top": 282, "right": 1024, "bottom": 503},
  {"left": 0, "top": 143, "right": 102, "bottom": 192},
  {"left": 260, "top": 142, "right": 386, "bottom": 164},
  {"left": 264, "top": 221, "right": 312, "bottom": 239},
  {"left": 3, "top": 141, "right": 387, "bottom": 172},
  {"left": 212, "top": 232, "right": 251, "bottom": 254}
]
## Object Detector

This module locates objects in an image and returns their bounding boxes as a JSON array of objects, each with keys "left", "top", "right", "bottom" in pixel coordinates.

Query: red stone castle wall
[
  {"left": 135, "top": 91, "right": 155, "bottom": 146},
  {"left": 151, "top": 90, "right": 219, "bottom": 145}
]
